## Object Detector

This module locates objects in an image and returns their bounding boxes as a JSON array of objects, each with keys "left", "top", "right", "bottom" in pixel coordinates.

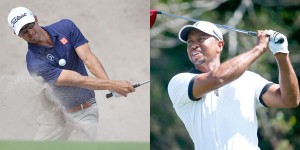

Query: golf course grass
[{"left": 0, "top": 140, "right": 149, "bottom": 150}]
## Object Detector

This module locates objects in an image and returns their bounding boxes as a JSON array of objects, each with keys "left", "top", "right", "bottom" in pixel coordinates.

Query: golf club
[
  {"left": 106, "top": 80, "right": 150, "bottom": 98},
  {"left": 151, "top": 10, "right": 284, "bottom": 43}
]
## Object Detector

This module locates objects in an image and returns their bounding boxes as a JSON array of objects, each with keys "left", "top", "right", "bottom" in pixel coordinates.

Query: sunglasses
[{"left": 19, "top": 22, "right": 35, "bottom": 36}]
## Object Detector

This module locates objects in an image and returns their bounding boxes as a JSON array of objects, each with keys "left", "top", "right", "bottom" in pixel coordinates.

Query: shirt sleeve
[
  {"left": 168, "top": 73, "right": 198, "bottom": 110},
  {"left": 62, "top": 19, "right": 88, "bottom": 49},
  {"left": 248, "top": 71, "right": 273, "bottom": 107},
  {"left": 27, "top": 59, "right": 62, "bottom": 85}
]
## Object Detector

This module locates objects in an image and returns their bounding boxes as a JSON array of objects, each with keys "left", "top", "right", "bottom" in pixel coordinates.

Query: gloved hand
[
  {"left": 267, "top": 30, "right": 289, "bottom": 54},
  {"left": 110, "top": 91, "right": 122, "bottom": 98}
]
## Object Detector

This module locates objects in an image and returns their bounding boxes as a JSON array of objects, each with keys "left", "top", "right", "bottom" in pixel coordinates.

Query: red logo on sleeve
[{"left": 60, "top": 37, "right": 68, "bottom": 45}]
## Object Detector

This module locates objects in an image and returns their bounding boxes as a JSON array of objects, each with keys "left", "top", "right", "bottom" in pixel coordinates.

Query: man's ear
[{"left": 217, "top": 40, "right": 224, "bottom": 52}]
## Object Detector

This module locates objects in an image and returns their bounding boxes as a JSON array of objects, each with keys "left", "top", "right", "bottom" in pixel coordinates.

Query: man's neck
[
  {"left": 36, "top": 28, "right": 53, "bottom": 47},
  {"left": 195, "top": 61, "right": 220, "bottom": 73}
]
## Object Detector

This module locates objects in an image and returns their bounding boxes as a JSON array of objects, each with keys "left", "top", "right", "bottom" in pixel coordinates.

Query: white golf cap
[
  {"left": 7, "top": 7, "right": 35, "bottom": 36},
  {"left": 178, "top": 21, "right": 223, "bottom": 43}
]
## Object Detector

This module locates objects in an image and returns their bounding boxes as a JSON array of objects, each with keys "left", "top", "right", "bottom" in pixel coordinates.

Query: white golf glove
[
  {"left": 267, "top": 30, "right": 289, "bottom": 54},
  {"left": 110, "top": 91, "right": 122, "bottom": 98}
]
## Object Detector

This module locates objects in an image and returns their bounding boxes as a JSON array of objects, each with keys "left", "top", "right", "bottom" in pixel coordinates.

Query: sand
[{"left": 0, "top": 0, "right": 149, "bottom": 142}]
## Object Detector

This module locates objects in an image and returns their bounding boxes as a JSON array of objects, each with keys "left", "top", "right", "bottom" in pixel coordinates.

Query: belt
[{"left": 65, "top": 98, "right": 96, "bottom": 113}]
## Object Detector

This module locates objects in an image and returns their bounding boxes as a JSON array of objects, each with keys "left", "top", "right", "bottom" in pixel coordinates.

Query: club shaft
[
  {"left": 216, "top": 24, "right": 257, "bottom": 36},
  {"left": 134, "top": 80, "right": 150, "bottom": 87},
  {"left": 106, "top": 81, "right": 150, "bottom": 98},
  {"left": 157, "top": 11, "right": 199, "bottom": 23},
  {"left": 157, "top": 10, "right": 257, "bottom": 37}
]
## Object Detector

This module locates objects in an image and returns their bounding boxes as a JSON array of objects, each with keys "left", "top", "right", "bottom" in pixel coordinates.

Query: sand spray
[{"left": 0, "top": 71, "right": 94, "bottom": 140}]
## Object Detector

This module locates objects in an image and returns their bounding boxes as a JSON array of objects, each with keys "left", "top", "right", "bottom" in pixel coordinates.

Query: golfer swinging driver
[{"left": 168, "top": 21, "right": 299, "bottom": 149}]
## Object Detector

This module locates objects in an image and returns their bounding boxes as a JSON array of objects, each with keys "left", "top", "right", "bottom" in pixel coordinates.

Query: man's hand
[
  {"left": 111, "top": 81, "right": 135, "bottom": 97},
  {"left": 267, "top": 30, "right": 289, "bottom": 55},
  {"left": 256, "top": 30, "right": 270, "bottom": 52}
]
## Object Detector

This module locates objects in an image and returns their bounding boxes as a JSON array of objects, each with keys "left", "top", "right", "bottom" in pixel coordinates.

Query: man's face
[
  {"left": 18, "top": 21, "right": 39, "bottom": 43},
  {"left": 18, "top": 22, "right": 35, "bottom": 37},
  {"left": 186, "top": 29, "right": 222, "bottom": 66}
]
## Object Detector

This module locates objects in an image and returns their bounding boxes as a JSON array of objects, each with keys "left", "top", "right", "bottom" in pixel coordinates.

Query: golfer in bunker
[
  {"left": 7, "top": 7, "right": 135, "bottom": 140},
  {"left": 168, "top": 21, "right": 299, "bottom": 149}
]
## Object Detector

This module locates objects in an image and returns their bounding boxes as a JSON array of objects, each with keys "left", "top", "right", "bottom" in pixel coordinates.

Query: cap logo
[
  {"left": 213, "top": 30, "right": 221, "bottom": 40},
  {"left": 11, "top": 13, "right": 27, "bottom": 27}
]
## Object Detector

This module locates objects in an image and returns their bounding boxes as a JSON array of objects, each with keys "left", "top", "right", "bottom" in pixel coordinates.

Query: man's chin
[{"left": 193, "top": 59, "right": 206, "bottom": 66}]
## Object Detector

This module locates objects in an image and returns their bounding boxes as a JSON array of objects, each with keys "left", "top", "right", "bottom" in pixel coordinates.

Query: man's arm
[
  {"left": 75, "top": 43, "right": 109, "bottom": 80},
  {"left": 56, "top": 69, "right": 135, "bottom": 97},
  {"left": 55, "top": 43, "right": 135, "bottom": 96},
  {"left": 193, "top": 30, "right": 269, "bottom": 99},
  {"left": 262, "top": 53, "right": 299, "bottom": 108}
]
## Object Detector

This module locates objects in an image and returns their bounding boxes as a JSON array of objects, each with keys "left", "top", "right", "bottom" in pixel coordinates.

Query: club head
[{"left": 150, "top": 10, "right": 158, "bottom": 28}]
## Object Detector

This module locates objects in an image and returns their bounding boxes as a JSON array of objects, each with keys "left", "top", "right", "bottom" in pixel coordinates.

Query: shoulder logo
[
  {"left": 46, "top": 54, "right": 54, "bottom": 61},
  {"left": 60, "top": 37, "right": 68, "bottom": 45}
]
